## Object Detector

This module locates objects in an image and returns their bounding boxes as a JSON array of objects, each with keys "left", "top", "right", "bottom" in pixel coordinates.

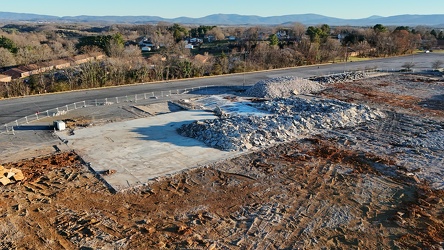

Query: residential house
[
  {"left": 50, "top": 59, "right": 71, "bottom": 69},
  {"left": 138, "top": 37, "right": 155, "bottom": 51},
  {"left": 17, "top": 64, "right": 41, "bottom": 77},
  {"left": 227, "top": 36, "right": 237, "bottom": 41},
  {"left": 71, "top": 54, "right": 94, "bottom": 65},
  {"left": 1, "top": 53, "right": 105, "bottom": 81},
  {"left": 2, "top": 68, "right": 26, "bottom": 79},
  {"left": 89, "top": 52, "right": 105, "bottom": 60}
]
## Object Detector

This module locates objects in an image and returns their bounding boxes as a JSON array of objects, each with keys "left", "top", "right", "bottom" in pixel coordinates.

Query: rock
[
  {"left": 10, "top": 168, "right": 24, "bottom": 181},
  {"left": 0, "top": 177, "right": 11, "bottom": 185}
]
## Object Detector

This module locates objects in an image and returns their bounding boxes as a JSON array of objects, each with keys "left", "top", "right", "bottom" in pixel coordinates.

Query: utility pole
[
  {"left": 344, "top": 43, "right": 350, "bottom": 73},
  {"left": 243, "top": 51, "right": 248, "bottom": 90}
]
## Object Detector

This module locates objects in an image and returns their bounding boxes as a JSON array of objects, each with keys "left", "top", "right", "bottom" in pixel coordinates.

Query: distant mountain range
[{"left": 1, "top": 12, "right": 443, "bottom": 26}]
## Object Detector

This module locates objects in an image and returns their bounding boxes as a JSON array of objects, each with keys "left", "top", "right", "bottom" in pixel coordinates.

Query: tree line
[{"left": 0, "top": 22, "right": 442, "bottom": 98}]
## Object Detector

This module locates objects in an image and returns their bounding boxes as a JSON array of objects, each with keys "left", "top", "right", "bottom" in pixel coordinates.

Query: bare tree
[
  {"left": 289, "top": 22, "right": 306, "bottom": 41},
  {"left": 16, "top": 47, "right": 36, "bottom": 65},
  {"left": 63, "top": 40, "right": 77, "bottom": 57},
  {"left": 63, "top": 67, "right": 78, "bottom": 90},
  {"left": 432, "top": 60, "right": 443, "bottom": 70},
  {"left": 354, "top": 41, "right": 372, "bottom": 57},
  {"left": 123, "top": 45, "right": 142, "bottom": 59},
  {"left": 242, "top": 27, "right": 260, "bottom": 51},
  {"left": 35, "top": 44, "right": 54, "bottom": 62},
  {"left": 48, "top": 41, "right": 70, "bottom": 59},
  {"left": 401, "top": 62, "right": 415, "bottom": 71},
  {"left": 319, "top": 38, "right": 341, "bottom": 62},
  {"left": 0, "top": 48, "right": 16, "bottom": 67},
  {"left": 251, "top": 43, "right": 270, "bottom": 69},
  {"left": 152, "top": 30, "right": 175, "bottom": 49},
  {"left": 106, "top": 39, "right": 125, "bottom": 58},
  {"left": 207, "top": 27, "right": 225, "bottom": 40}
]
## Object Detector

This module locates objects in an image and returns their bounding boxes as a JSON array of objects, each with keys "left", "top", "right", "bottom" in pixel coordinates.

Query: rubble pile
[
  {"left": 311, "top": 71, "right": 367, "bottom": 84},
  {"left": 178, "top": 97, "right": 385, "bottom": 151},
  {"left": 245, "top": 76, "right": 323, "bottom": 98},
  {"left": 0, "top": 165, "right": 24, "bottom": 185}
]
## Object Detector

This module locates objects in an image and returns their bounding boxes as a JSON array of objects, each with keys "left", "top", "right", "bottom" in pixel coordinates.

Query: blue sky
[{"left": 2, "top": 0, "right": 443, "bottom": 19}]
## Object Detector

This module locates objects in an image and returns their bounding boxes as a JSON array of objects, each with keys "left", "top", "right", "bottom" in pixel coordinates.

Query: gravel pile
[
  {"left": 311, "top": 71, "right": 367, "bottom": 84},
  {"left": 178, "top": 97, "right": 385, "bottom": 151},
  {"left": 245, "top": 76, "right": 324, "bottom": 98}
]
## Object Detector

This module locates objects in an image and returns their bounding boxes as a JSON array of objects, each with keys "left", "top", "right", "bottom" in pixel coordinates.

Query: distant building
[
  {"left": 50, "top": 59, "right": 71, "bottom": 69},
  {"left": 17, "top": 64, "right": 41, "bottom": 77},
  {"left": 1, "top": 52, "right": 105, "bottom": 81},
  {"left": 71, "top": 54, "right": 93, "bottom": 65},
  {"left": 2, "top": 68, "right": 26, "bottom": 79},
  {"left": 138, "top": 37, "right": 155, "bottom": 50},
  {"left": 0, "top": 74, "right": 12, "bottom": 83},
  {"left": 89, "top": 52, "right": 105, "bottom": 60},
  {"left": 227, "top": 36, "right": 237, "bottom": 41}
]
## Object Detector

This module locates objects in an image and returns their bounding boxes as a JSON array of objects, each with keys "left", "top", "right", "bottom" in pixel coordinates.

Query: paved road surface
[{"left": 0, "top": 52, "right": 442, "bottom": 125}]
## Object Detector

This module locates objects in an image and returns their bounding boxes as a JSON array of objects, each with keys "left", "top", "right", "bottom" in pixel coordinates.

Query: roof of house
[
  {"left": 89, "top": 52, "right": 105, "bottom": 58},
  {"left": 17, "top": 64, "right": 39, "bottom": 72},
  {"left": 50, "top": 59, "right": 71, "bottom": 66},
  {"left": 2, "top": 68, "right": 25, "bottom": 79}
]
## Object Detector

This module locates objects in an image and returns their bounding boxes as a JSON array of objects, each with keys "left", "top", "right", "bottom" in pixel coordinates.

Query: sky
[{"left": 1, "top": 0, "right": 443, "bottom": 19}]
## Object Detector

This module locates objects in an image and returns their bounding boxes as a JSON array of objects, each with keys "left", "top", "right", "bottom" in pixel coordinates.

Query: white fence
[{"left": 1, "top": 85, "right": 216, "bottom": 134}]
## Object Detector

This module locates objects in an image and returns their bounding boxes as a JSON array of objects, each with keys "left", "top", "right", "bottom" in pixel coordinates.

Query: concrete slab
[{"left": 58, "top": 110, "right": 236, "bottom": 191}]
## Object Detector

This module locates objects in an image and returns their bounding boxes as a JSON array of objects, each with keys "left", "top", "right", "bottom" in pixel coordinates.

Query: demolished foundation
[{"left": 178, "top": 96, "right": 386, "bottom": 151}]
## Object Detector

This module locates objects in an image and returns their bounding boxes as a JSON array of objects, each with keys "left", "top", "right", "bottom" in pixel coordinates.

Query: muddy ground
[{"left": 1, "top": 73, "right": 443, "bottom": 249}]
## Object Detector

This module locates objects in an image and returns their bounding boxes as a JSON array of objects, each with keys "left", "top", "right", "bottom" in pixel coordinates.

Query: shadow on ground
[
  {"left": 189, "top": 85, "right": 248, "bottom": 96},
  {"left": 13, "top": 125, "right": 53, "bottom": 131},
  {"left": 419, "top": 94, "right": 444, "bottom": 111},
  {"left": 130, "top": 110, "right": 215, "bottom": 148}
]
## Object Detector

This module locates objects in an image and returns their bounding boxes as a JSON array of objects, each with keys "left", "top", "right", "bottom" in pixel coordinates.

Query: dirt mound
[{"left": 245, "top": 76, "right": 323, "bottom": 98}]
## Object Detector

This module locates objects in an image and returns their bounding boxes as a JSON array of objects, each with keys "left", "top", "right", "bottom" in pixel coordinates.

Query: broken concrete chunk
[
  {"left": 6, "top": 170, "right": 15, "bottom": 179},
  {"left": 0, "top": 166, "right": 24, "bottom": 185},
  {"left": 0, "top": 176, "right": 11, "bottom": 185},
  {"left": 0, "top": 165, "right": 5, "bottom": 177},
  {"left": 10, "top": 168, "right": 24, "bottom": 181}
]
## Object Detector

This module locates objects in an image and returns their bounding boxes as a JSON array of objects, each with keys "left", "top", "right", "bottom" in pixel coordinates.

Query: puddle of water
[{"left": 195, "top": 95, "right": 270, "bottom": 117}]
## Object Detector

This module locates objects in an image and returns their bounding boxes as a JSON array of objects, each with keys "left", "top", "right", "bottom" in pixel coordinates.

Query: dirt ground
[{"left": 1, "top": 73, "right": 444, "bottom": 249}]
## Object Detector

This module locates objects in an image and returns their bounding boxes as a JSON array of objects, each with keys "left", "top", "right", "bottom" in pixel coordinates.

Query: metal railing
[{"left": 1, "top": 85, "right": 216, "bottom": 135}]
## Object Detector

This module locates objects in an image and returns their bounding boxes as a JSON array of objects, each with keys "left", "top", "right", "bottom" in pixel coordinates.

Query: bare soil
[{"left": 1, "top": 73, "right": 443, "bottom": 249}]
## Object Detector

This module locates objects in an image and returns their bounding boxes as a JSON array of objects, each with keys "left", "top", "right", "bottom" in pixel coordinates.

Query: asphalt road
[{"left": 0, "top": 52, "right": 443, "bottom": 125}]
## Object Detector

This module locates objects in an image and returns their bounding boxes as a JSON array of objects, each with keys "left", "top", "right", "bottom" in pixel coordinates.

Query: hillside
[{"left": 1, "top": 11, "right": 444, "bottom": 26}]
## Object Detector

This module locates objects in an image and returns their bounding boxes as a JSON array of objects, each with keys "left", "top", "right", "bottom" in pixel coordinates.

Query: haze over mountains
[{"left": 0, "top": 11, "right": 443, "bottom": 26}]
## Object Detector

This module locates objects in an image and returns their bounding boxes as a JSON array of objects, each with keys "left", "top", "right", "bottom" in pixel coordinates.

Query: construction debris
[
  {"left": 178, "top": 97, "right": 385, "bottom": 151},
  {"left": 0, "top": 165, "right": 24, "bottom": 185},
  {"left": 245, "top": 76, "right": 324, "bottom": 98},
  {"left": 310, "top": 71, "right": 368, "bottom": 84}
]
